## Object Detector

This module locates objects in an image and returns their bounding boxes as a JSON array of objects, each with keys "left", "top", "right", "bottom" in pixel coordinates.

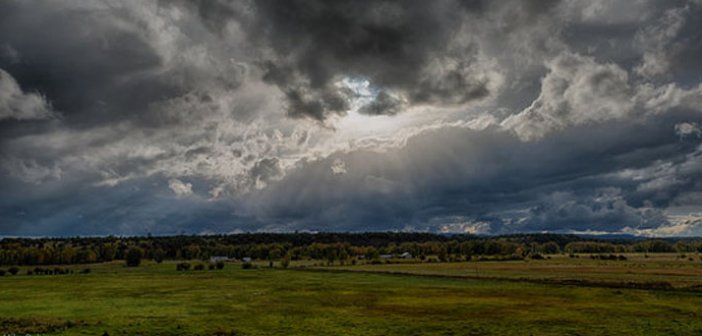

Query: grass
[
  {"left": 326, "top": 253, "right": 702, "bottom": 289},
  {"left": 0, "top": 259, "right": 701, "bottom": 335}
]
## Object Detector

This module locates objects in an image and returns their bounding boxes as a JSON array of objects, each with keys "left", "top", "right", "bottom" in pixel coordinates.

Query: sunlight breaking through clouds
[{"left": 1, "top": 0, "right": 702, "bottom": 236}]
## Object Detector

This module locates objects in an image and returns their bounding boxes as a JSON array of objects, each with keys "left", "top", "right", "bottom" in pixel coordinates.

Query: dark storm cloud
[
  {"left": 1, "top": 0, "right": 702, "bottom": 236},
  {"left": 0, "top": 2, "right": 164, "bottom": 126},
  {"left": 242, "top": 0, "right": 509, "bottom": 120}
]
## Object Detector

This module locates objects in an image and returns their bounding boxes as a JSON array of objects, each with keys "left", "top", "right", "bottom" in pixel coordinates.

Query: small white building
[
  {"left": 210, "top": 256, "right": 230, "bottom": 262},
  {"left": 399, "top": 252, "right": 413, "bottom": 259},
  {"left": 242, "top": 257, "right": 252, "bottom": 263},
  {"left": 379, "top": 254, "right": 393, "bottom": 259}
]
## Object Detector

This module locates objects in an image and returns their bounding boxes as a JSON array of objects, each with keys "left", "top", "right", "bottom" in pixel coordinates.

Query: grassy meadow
[
  {"left": 1, "top": 257, "right": 702, "bottom": 335},
  {"left": 327, "top": 253, "right": 702, "bottom": 290}
]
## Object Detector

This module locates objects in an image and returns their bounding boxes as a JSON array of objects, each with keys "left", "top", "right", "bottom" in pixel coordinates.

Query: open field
[
  {"left": 1, "top": 259, "right": 702, "bottom": 335},
  {"left": 325, "top": 253, "right": 702, "bottom": 290}
]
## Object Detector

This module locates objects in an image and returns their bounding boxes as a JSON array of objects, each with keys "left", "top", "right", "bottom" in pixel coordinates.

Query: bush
[
  {"left": 215, "top": 261, "right": 225, "bottom": 270},
  {"left": 125, "top": 247, "right": 144, "bottom": 267},
  {"left": 208, "top": 263, "right": 215, "bottom": 270},
  {"left": 281, "top": 254, "right": 291, "bottom": 269},
  {"left": 176, "top": 262, "right": 191, "bottom": 271},
  {"left": 8, "top": 267, "right": 20, "bottom": 275},
  {"left": 530, "top": 253, "right": 545, "bottom": 260},
  {"left": 153, "top": 249, "right": 165, "bottom": 264},
  {"left": 81, "top": 268, "right": 91, "bottom": 274},
  {"left": 194, "top": 264, "right": 205, "bottom": 271},
  {"left": 26, "top": 270, "right": 33, "bottom": 275},
  {"left": 241, "top": 262, "right": 253, "bottom": 269},
  {"left": 0, "top": 270, "right": 5, "bottom": 276}
]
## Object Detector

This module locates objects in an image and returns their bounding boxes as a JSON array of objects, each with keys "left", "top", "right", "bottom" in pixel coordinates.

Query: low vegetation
[
  {"left": 1, "top": 233, "right": 701, "bottom": 334},
  {"left": 0, "top": 261, "right": 700, "bottom": 335}
]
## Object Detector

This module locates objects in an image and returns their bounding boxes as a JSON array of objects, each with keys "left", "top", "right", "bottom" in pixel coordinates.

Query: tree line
[{"left": 0, "top": 233, "right": 700, "bottom": 266}]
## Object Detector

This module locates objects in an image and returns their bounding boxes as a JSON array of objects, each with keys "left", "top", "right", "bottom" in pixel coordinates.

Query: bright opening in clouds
[{"left": 1, "top": 0, "right": 702, "bottom": 236}]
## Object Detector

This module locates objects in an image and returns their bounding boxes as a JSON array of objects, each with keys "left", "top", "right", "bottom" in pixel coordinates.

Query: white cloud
[
  {"left": 330, "top": 159, "right": 347, "bottom": 175},
  {"left": 502, "top": 53, "right": 633, "bottom": 141},
  {"left": 0, "top": 69, "right": 53, "bottom": 121},
  {"left": 168, "top": 178, "right": 192, "bottom": 197},
  {"left": 675, "top": 122, "right": 702, "bottom": 139}
]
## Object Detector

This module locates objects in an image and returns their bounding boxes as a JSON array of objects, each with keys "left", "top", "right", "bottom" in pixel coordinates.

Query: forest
[{"left": 1, "top": 232, "right": 700, "bottom": 266}]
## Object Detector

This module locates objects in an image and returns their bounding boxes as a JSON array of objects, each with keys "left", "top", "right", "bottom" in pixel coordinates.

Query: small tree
[
  {"left": 438, "top": 248, "right": 448, "bottom": 263},
  {"left": 281, "top": 252, "right": 291, "bottom": 269},
  {"left": 215, "top": 261, "right": 225, "bottom": 270},
  {"left": 8, "top": 267, "right": 20, "bottom": 275},
  {"left": 125, "top": 247, "right": 144, "bottom": 267},
  {"left": 153, "top": 248, "right": 166, "bottom": 264}
]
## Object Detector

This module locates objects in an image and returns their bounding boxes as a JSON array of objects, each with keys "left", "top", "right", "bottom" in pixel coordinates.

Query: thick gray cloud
[
  {"left": 1, "top": 0, "right": 702, "bottom": 236},
  {"left": 242, "top": 0, "right": 514, "bottom": 120},
  {"left": 0, "top": 69, "right": 53, "bottom": 121}
]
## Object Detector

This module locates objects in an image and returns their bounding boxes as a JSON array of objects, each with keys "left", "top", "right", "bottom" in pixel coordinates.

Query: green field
[
  {"left": 1, "top": 259, "right": 702, "bottom": 335},
  {"left": 327, "top": 253, "right": 702, "bottom": 289}
]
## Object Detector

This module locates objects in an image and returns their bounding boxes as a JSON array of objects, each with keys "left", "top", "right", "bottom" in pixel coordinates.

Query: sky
[{"left": 1, "top": 0, "right": 702, "bottom": 237}]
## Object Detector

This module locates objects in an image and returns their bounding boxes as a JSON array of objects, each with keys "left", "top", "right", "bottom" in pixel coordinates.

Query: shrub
[
  {"left": 176, "top": 262, "right": 191, "bottom": 271},
  {"left": 208, "top": 263, "right": 215, "bottom": 270},
  {"left": 241, "top": 262, "right": 253, "bottom": 269},
  {"left": 194, "top": 264, "right": 205, "bottom": 271},
  {"left": 617, "top": 255, "right": 628, "bottom": 261},
  {"left": 81, "top": 268, "right": 91, "bottom": 274},
  {"left": 0, "top": 270, "right": 5, "bottom": 276},
  {"left": 153, "top": 248, "right": 166, "bottom": 264},
  {"left": 8, "top": 267, "right": 20, "bottom": 275},
  {"left": 215, "top": 261, "right": 225, "bottom": 270},
  {"left": 281, "top": 254, "right": 291, "bottom": 269},
  {"left": 125, "top": 247, "right": 144, "bottom": 267},
  {"left": 26, "top": 270, "right": 33, "bottom": 275},
  {"left": 530, "top": 253, "right": 545, "bottom": 260}
]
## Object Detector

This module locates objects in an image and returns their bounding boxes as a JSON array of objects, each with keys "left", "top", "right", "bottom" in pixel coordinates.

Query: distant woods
[{"left": 0, "top": 233, "right": 700, "bottom": 266}]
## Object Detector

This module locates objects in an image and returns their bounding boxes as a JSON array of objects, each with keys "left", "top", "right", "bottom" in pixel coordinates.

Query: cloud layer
[{"left": 1, "top": 0, "right": 702, "bottom": 236}]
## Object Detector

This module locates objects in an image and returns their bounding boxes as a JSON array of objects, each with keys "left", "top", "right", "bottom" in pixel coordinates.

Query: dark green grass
[{"left": 1, "top": 261, "right": 701, "bottom": 335}]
